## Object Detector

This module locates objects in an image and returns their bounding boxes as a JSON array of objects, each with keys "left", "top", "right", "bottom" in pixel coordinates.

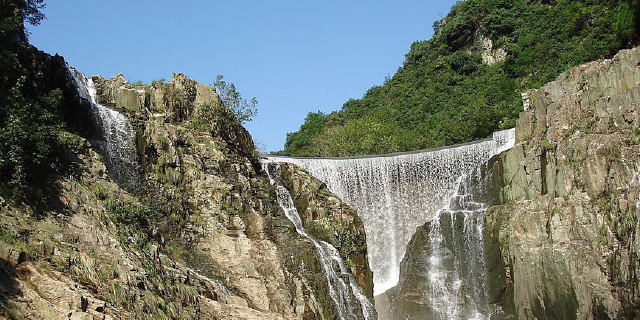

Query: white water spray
[
  {"left": 268, "top": 129, "right": 515, "bottom": 300},
  {"left": 68, "top": 67, "right": 140, "bottom": 189},
  {"left": 420, "top": 167, "right": 495, "bottom": 319}
]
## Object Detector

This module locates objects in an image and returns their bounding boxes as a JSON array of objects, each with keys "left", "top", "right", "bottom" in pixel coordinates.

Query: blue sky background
[{"left": 30, "top": 0, "right": 459, "bottom": 153}]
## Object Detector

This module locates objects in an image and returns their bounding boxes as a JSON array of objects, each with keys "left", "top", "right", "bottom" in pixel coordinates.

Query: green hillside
[{"left": 281, "top": 0, "right": 639, "bottom": 156}]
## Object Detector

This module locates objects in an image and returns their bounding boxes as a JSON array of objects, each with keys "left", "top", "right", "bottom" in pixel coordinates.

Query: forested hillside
[{"left": 282, "top": 0, "right": 640, "bottom": 156}]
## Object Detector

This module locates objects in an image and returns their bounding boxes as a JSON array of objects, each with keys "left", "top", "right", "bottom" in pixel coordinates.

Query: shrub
[
  {"left": 0, "top": 80, "right": 64, "bottom": 187},
  {"left": 213, "top": 75, "right": 257, "bottom": 124}
]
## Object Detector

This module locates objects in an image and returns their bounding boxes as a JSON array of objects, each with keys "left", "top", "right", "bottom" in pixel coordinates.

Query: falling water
[
  {"left": 262, "top": 161, "right": 375, "bottom": 320},
  {"left": 418, "top": 167, "right": 495, "bottom": 319},
  {"left": 268, "top": 129, "right": 514, "bottom": 297},
  {"left": 68, "top": 67, "right": 140, "bottom": 190}
]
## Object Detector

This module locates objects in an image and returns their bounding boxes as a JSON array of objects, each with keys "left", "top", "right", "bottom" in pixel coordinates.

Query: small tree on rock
[{"left": 213, "top": 75, "right": 257, "bottom": 124}]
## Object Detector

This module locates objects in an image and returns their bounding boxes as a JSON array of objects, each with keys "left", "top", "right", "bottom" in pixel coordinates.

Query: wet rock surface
[{"left": 278, "top": 163, "right": 373, "bottom": 298}]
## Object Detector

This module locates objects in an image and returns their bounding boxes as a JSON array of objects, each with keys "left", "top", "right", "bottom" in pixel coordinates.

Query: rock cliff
[
  {"left": 5, "top": 27, "right": 639, "bottom": 320},
  {"left": 0, "top": 46, "right": 373, "bottom": 319},
  {"left": 278, "top": 163, "right": 373, "bottom": 298},
  {"left": 486, "top": 47, "right": 640, "bottom": 319}
]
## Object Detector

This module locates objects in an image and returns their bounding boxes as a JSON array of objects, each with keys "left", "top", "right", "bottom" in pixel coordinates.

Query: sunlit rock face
[
  {"left": 263, "top": 161, "right": 376, "bottom": 320},
  {"left": 0, "top": 62, "right": 372, "bottom": 319},
  {"left": 485, "top": 47, "right": 640, "bottom": 319}
]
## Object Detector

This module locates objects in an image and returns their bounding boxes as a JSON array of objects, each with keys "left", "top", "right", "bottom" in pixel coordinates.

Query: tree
[
  {"left": 21, "top": 0, "right": 46, "bottom": 26},
  {"left": 0, "top": 0, "right": 67, "bottom": 189},
  {"left": 433, "top": 20, "right": 442, "bottom": 34},
  {"left": 0, "top": 78, "right": 63, "bottom": 187},
  {"left": 615, "top": 3, "right": 635, "bottom": 43},
  {"left": 0, "top": 0, "right": 46, "bottom": 43},
  {"left": 213, "top": 75, "right": 257, "bottom": 124},
  {"left": 282, "top": 0, "right": 629, "bottom": 157}
]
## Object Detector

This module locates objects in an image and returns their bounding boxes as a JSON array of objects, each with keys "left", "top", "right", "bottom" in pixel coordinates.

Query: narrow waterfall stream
[
  {"left": 68, "top": 67, "right": 140, "bottom": 190},
  {"left": 269, "top": 129, "right": 515, "bottom": 318},
  {"left": 262, "top": 161, "right": 375, "bottom": 320}
]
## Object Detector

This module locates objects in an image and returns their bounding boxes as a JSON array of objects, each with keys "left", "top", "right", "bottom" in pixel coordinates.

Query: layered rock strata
[{"left": 486, "top": 47, "right": 640, "bottom": 319}]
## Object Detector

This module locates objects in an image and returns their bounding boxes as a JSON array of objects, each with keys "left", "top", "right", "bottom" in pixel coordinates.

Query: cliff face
[
  {"left": 0, "top": 47, "right": 373, "bottom": 319},
  {"left": 486, "top": 47, "right": 640, "bottom": 319},
  {"left": 278, "top": 163, "right": 373, "bottom": 297}
]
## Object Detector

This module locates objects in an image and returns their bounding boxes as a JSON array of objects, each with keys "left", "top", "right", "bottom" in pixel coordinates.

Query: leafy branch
[{"left": 213, "top": 75, "right": 257, "bottom": 124}]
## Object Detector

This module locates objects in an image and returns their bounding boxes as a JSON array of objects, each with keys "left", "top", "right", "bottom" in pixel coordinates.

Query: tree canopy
[
  {"left": 282, "top": 0, "right": 640, "bottom": 157},
  {"left": 0, "top": 0, "right": 69, "bottom": 189}
]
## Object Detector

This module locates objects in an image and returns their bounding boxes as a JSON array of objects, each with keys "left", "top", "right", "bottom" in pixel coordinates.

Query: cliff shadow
[{"left": 0, "top": 257, "right": 22, "bottom": 316}]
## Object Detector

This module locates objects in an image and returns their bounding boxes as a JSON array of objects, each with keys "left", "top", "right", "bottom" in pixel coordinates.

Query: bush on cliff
[
  {"left": 0, "top": 82, "right": 64, "bottom": 187},
  {"left": 214, "top": 75, "right": 258, "bottom": 124}
]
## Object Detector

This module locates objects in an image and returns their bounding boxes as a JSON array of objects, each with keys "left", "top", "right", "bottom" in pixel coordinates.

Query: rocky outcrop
[
  {"left": 92, "top": 73, "right": 254, "bottom": 159},
  {"left": 376, "top": 212, "right": 477, "bottom": 320},
  {"left": 486, "top": 47, "right": 640, "bottom": 319},
  {"left": 474, "top": 31, "right": 507, "bottom": 66},
  {"left": 0, "top": 50, "right": 373, "bottom": 319},
  {"left": 278, "top": 163, "right": 374, "bottom": 298},
  {"left": 13, "top": 45, "right": 100, "bottom": 138},
  {"left": 374, "top": 167, "right": 512, "bottom": 320}
]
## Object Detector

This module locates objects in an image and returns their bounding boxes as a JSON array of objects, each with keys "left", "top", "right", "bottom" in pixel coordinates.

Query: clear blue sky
[{"left": 30, "top": 0, "right": 458, "bottom": 153}]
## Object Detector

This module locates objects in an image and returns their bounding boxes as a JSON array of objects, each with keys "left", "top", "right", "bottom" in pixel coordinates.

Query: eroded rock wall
[
  {"left": 0, "top": 49, "right": 373, "bottom": 319},
  {"left": 278, "top": 163, "right": 374, "bottom": 298},
  {"left": 486, "top": 47, "right": 640, "bottom": 319}
]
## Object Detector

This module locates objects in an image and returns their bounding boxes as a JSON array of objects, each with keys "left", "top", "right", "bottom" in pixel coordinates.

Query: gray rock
[{"left": 486, "top": 47, "right": 640, "bottom": 319}]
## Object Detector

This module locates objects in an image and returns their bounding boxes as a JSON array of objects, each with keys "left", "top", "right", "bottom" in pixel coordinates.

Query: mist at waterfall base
[{"left": 270, "top": 129, "right": 515, "bottom": 319}]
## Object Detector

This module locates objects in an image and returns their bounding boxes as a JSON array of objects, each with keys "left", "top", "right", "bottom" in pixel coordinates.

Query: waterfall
[
  {"left": 419, "top": 168, "right": 494, "bottom": 319},
  {"left": 68, "top": 67, "right": 140, "bottom": 190},
  {"left": 268, "top": 129, "right": 514, "bottom": 297},
  {"left": 262, "top": 161, "right": 375, "bottom": 320}
]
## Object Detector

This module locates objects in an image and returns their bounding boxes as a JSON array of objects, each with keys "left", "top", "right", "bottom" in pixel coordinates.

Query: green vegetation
[
  {"left": 213, "top": 75, "right": 258, "bottom": 124},
  {"left": 541, "top": 140, "right": 556, "bottom": 151},
  {"left": 20, "top": 0, "right": 46, "bottom": 29},
  {"left": 162, "top": 81, "right": 196, "bottom": 122},
  {"left": 0, "top": 82, "right": 64, "bottom": 186},
  {"left": 188, "top": 101, "right": 225, "bottom": 132},
  {"left": 151, "top": 78, "right": 166, "bottom": 86},
  {"left": 0, "top": 0, "right": 74, "bottom": 189},
  {"left": 105, "top": 197, "right": 159, "bottom": 229},
  {"left": 283, "top": 0, "right": 639, "bottom": 156}
]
